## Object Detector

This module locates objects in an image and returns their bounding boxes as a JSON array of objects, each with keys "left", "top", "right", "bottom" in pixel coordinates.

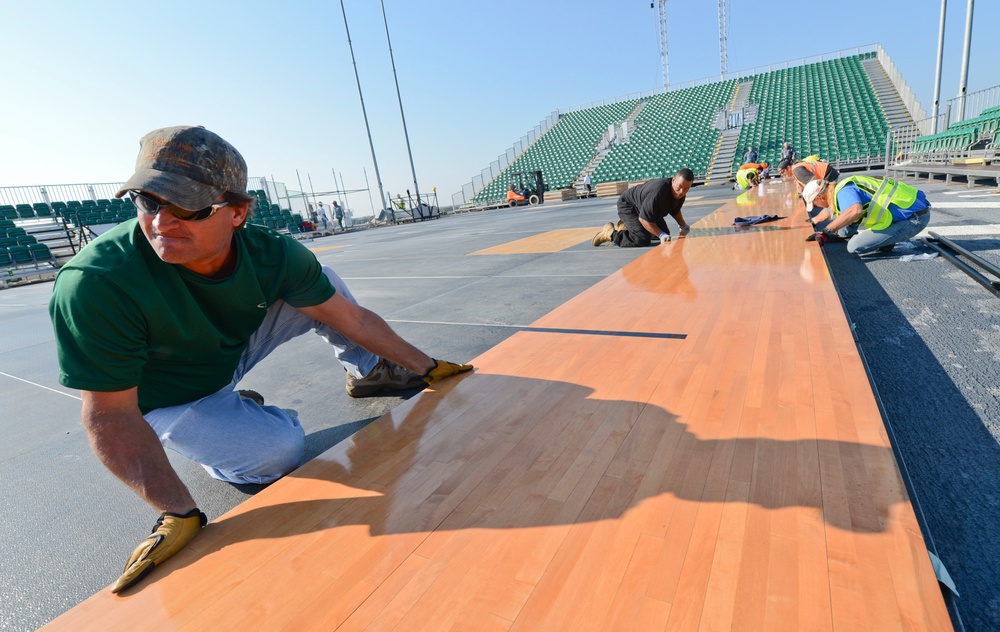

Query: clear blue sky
[{"left": 1, "top": 0, "right": 997, "bottom": 211}]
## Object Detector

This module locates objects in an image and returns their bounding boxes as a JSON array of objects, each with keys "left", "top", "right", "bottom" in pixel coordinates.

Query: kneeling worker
[
  {"left": 734, "top": 162, "right": 767, "bottom": 190},
  {"left": 592, "top": 168, "right": 693, "bottom": 247},
  {"left": 802, "top": 174, "right": 931, "bottom": 254},
  {"left": 49, "top": 125, "right": 473, "bottom": 593},
  {"left": 791, "top": 159, "right": 839, "bottom": 194}
]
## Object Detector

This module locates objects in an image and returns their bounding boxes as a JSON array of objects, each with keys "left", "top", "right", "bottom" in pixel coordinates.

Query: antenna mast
[
  {"left": 656, "top": 0, "right": 669, "bottom": 91},
  {"left": 718, "top": 0, "right": 729, "bottom": 80}
]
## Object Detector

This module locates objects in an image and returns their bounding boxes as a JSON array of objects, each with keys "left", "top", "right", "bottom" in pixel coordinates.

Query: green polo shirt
[{"left": 49, "top": 220, "right": 335, "bottom": 412}]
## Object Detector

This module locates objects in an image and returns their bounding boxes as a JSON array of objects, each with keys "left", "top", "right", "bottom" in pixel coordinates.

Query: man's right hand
[
  {"left": 111, "top": 509, "right": 207, "bottom": 593},
  {"left": 659, "top": 231, "right": 671, "bottom": 245}
]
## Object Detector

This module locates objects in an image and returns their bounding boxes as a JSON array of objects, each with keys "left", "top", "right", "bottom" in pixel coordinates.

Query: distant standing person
[
  {"left": 333, "top": 200, "right": 345, "bottom": 231},
  {"left": 592, "top": 168, "right": 693, "bottom": 247},
  {"left": 780, "top": 142, "right": 796, "bottom": 164},
  {"left": 316, "top": 201, "right": 329, "bottom": 230},
  {"left": 744, "top": 146, "right": 758, "bottom": 163},
  {"left": 584, "top": 173, "right": 592, "bottom": 196}
]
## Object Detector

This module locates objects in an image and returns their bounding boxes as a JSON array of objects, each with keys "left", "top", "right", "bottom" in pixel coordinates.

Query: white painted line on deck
[
  {"left": 931, "top": 202, "right": 1000, "bottom": 208},
  {"left": 0, "top": 371, "right": 81, "bottom": 400},
  {"left": 918, "top": 224, "right": 1000, "bottom": 237}
]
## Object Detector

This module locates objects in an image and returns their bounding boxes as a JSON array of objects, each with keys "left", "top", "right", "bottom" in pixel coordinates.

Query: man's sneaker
[
  {"left": 592, "top": 222, "right": 616, "bottom": 247},
  {"left": 238, "top": 390, "right": 265, "bottom": 406},
  {"left": 346, "top": 357, "right": 426, "bottom": 398}
]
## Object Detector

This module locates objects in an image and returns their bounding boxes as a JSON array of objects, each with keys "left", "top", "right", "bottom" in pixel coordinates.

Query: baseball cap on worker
[
  {"left": 801, "top": 179, "right": 826, "bottom": 213},
  {"left": 115, "top": 125, "right": 247, "bottom": 210}
]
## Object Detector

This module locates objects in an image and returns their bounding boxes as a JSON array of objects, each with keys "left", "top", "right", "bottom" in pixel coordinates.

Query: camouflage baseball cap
[{"left": 115, "top": 125, "right": 247, "bottom": 210}]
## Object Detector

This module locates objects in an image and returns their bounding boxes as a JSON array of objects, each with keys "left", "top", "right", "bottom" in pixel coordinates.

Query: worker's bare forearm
[
  {"left": 639, "top": 217, "right": 661, "bottom": 236},
  {"left": 351, "top": 308, "right": 435, "bottom": 375},
  {"left": 299, "top": 295, "right": 436, "bottom": 375},
  {"left": 825, "top": 204, "right": 864, "bottom": 233},
  {"left": 82, "top": 404, "right": 196, "bottom": 514}
]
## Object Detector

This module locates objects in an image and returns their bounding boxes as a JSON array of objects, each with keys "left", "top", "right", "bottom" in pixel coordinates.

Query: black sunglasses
[{"left": 128, "top": 191, "right": 230, "bottom": 222}]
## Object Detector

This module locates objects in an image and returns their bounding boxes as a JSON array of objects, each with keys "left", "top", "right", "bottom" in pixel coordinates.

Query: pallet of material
[
  {"left": 595, "top": 181, "right": 629, "bottom": 197},
  {"left": 546, "top": 189, "right": 578, "bottom": 201}
]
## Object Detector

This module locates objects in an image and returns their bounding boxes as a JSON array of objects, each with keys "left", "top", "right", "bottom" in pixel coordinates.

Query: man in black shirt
[{"left": 592, "top": 168, "right": 694, "bottom": 247}]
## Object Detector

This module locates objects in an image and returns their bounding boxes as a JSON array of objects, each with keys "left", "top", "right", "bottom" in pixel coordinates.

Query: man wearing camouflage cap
[{"left": 48, "top": 125, "right": 473, "bottom": 593}]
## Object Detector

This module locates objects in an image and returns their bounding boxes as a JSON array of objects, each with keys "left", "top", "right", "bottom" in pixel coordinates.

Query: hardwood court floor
[{"left": 44, "top": 180, "right": 950, "bottom": 631}]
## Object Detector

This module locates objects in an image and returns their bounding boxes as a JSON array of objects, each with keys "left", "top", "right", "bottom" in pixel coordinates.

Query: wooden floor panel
[{"left": 44, "top": 180, "right": 951, "bottom": 631}]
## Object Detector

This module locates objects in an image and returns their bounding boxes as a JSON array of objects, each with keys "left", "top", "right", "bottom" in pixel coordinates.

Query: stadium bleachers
[
  {"left": 472, "top": 100, "right": 639, "bottom": 203},
  {"left": 911, "top": 105, "right": 1000, "bottom": 154},
  {"left": 595, "top": 80, "right": 738, "bottom": 182},
  {"left": 246, "top": 189, "right": 303, "bottom": 233},
  {"left": 467, "top": 52, "right": 897, "bottom": 205},
  {"left": 735, "top": 53, "right": 889, "bottom": 168}
]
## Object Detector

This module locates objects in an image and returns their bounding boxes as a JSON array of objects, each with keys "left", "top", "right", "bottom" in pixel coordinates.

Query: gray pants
[{"left": 836, "top": 209, "right": 931, "bottom": 254}]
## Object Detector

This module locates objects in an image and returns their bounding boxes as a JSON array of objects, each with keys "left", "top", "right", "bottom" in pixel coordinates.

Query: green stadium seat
[
  {"left": 28, "top": 243, "right": 56, "bottom": 266},
  {"left": 8, "top": 245, "right": 33, "bottom": 265}
]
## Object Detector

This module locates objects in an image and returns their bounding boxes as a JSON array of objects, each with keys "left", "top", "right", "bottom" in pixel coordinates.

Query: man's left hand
[{"left": 423, "top": 359, "right": 474, "bottom": 385}]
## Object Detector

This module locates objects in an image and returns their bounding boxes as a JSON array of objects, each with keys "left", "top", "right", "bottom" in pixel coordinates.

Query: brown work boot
[
  {"left": 346, "top": 357, "right": 426, "bottom": 398},
  {"left": 616, "top": 220, "right": 626, "bottom": 232},
  {"left": 592, "top": 222, "right": 616, "bottom": 246},
  {"left": 238, "top": 390, "right": 265, "bottom": 406}
]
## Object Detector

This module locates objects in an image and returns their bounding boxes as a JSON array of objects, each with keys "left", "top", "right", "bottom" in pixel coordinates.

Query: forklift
[{"left": 506, "top": 170, "right": 545, "bottom": 207}]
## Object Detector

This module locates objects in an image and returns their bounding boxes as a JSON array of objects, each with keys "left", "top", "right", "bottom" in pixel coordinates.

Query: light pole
[
  {"left": 380, "top": 0, "right": 423, "bottom": 217},
  {"left": 340, "top": 0, "right": 387, "bottom": 213}
]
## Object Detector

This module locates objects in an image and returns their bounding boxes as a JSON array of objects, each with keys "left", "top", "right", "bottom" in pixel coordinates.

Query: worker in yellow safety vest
[
  {"left": 801, "top": 175, "right": 931, "bottom": 254},
  {"left": 734, "top": 162, "right": 767, "bottom": 190}
]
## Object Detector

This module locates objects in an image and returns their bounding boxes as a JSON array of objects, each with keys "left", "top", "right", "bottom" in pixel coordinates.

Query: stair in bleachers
[
  {"left": 861, "top": 57, "right": 914, "bottom": 136},
  {"left": 704, "top": 129, "right": 741, "bottom": 186},
  {"left": 572, "top": 101, "right": 649, "bottom": 196},
  {"left": 592, "top": 80, "right": 739, "bottom": 184}
]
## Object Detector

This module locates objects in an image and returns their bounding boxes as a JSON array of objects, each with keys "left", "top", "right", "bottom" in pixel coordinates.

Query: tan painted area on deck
[
  {"left": 470, "top": 227, "right": 602, "bottom": 255},
  {"left": 308, "top": 245, "right": 348, "bottom": 253}
]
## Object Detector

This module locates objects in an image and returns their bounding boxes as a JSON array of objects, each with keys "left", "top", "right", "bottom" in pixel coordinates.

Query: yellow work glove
[
  {"left": 111, "top": 508, "right": 207, "bottom": 593},
  {"left": 422, "top": 359, "right": 474, "bottom": 385}
]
